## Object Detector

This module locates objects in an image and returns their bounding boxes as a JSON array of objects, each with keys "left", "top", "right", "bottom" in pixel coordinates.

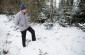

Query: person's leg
[
  {"left": 27, "top": 27, "right": 36, "bottom": 41},
  {"left": 21, "top": 30, "right": 27, "bottom": 47}
]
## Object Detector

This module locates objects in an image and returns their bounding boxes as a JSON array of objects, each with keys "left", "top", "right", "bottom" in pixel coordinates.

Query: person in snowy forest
[{"left": 15, "top": 4, "right": 36, "bottom": 47}]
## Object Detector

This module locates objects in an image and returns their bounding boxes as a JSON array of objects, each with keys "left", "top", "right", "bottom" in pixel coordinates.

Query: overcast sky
[{"left": 56, "top": 0, "right": 60, "bottom": 8}]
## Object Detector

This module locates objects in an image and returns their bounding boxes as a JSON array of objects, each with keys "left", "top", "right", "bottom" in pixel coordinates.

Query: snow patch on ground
[{"left": 0, "top": 15, "right": 85, "bottom": 55}]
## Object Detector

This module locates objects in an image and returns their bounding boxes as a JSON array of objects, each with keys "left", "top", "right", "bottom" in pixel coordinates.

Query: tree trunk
[{"left": 50, "top": 0, "right": 53, "bottom": 23}]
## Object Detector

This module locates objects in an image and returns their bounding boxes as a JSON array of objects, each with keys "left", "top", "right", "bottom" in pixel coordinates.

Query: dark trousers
[{"left": 21, "top": 26, "right": 36, "bottom": 47}]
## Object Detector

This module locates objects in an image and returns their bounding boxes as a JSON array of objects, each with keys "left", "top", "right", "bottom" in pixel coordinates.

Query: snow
[{"left": 0, "top": 15, "right": 85, "bottom": 55}]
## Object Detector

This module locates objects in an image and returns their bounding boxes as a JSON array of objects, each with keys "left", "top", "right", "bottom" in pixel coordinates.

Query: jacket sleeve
[{"left": 15, "top": 14, "right": 20, "bottom": 26}]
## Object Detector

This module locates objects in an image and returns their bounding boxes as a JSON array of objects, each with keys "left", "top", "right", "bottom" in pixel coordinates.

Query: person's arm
[{"left": 15, "top": 14, "right": 20, "bottom": 26}]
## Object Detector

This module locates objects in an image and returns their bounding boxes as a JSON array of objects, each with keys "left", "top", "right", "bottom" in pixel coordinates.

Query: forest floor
[{"left": 0, "top": 15, "right": 85, "bottom": 55}]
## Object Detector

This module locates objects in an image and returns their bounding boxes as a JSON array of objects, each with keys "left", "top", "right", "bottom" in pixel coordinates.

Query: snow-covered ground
[{"left": 0, "top": 15, "right": 85, "bottom": 55}]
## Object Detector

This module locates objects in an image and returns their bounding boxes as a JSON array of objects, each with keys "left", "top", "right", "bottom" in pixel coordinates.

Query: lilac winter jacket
[{"left": 15, "top": 11, "right": 30, "bottom": 31}]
